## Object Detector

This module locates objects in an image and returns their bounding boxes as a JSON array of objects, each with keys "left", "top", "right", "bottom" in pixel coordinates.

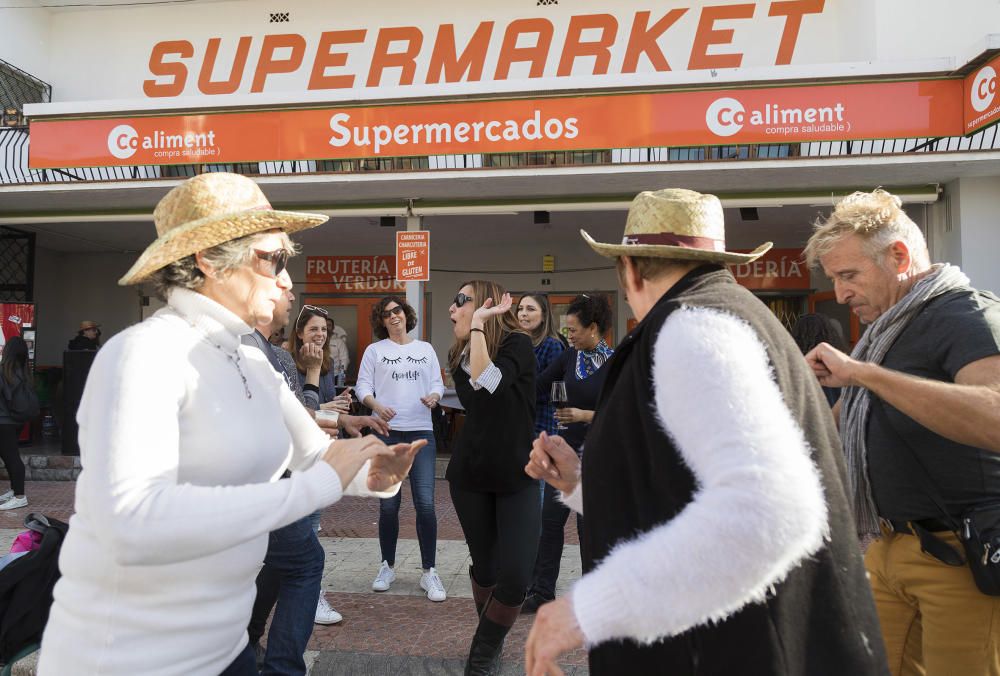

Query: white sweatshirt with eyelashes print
[{"left": 355, "top": 338, "right": 445, "bottom": 431}]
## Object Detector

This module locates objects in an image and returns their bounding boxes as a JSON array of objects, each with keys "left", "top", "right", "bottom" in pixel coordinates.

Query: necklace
[{"left": 170, "top": 306, "right": 253, "bottom": 399}]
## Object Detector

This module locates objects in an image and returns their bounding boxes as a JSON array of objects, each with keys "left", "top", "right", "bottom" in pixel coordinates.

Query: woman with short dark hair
[
  {"left": 0, "top": 336, "right": 31, "bottom": 510},
  {"left": 524, "top": 293, "right": 614, "bottom": 614},
  {"left": 355, "top": 296, "right": 446, "bottom": 602}
]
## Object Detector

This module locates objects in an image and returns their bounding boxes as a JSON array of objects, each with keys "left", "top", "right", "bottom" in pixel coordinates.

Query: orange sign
[
  {"left": 964, "top": 53, "right": 1000, "bottom": 134},
  {"left": 29, "top": 79, "right": 963, "bottom": 168},
  {"left": 304, "top": 256, "right": 404, "bottom": 295},
  {"left": 396, "top": 231, "right": 430, "bottom": 282},
  {"left": 729, "top": 248, "right": 809, "bottom": 290}
]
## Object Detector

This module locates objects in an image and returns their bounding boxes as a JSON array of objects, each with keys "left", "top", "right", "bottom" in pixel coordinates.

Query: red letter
[
  {"left": 308, "top": 30, "right": 367, "bottom": 90},
  {"left": 688, "top": 4, "right": 755, "bottom": 70},
  {"left": 622, "top": 9, "right": 688, "bottom": 73},
  {"left": 494, "top": 18, "right": 554, "bottom": 80},
  {"left": 198, "top": 37, "right": 251, "bottom": 95},
  {"left": 251, "top": 34, "right": 306, "bottom": 93},
  {"left": 769, "top": 0, "right": 825, "bottom": 65},
  {"left": 143, "top": 40, "right": 193, "bottom": 97},
  {"left": 367, "top": 26, "right": 423, "bottom": 87},
  {"left": 426, "top": 22, "right": 493, "bottom": 84},
  {"left": 557, "top": 14, "right": 618, "bottom": 76}
]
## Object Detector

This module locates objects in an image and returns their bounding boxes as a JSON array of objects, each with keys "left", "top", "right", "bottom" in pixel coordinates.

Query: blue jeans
[
  {"left": 255, "top": 515, "right": 325, "bottom": 676},
  {"left": 219, "top": 641, "right": 256, "bottom": 676},
  {"left": 377, "top": 430, "right": 438, "bottom": 570}
]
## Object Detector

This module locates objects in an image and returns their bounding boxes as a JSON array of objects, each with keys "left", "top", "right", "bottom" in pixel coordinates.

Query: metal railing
[
  {"left": 2, "top": 125, "right": 999, "bottom": 187},
  {"left": 0, "top": 58, "right": 51, "bottom": 128}
]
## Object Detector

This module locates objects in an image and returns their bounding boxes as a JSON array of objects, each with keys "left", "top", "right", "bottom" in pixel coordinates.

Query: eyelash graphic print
[
  {"left": 382, "top": 356, "right": 402, "bottom": 365},
  {"left": 407, "top": 356, "right": 428, "bottom": 364}
]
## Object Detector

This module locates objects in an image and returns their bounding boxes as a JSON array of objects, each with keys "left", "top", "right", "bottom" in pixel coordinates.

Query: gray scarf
[{"left": 840, "top": 263, "right": 971, "bottom": 536}]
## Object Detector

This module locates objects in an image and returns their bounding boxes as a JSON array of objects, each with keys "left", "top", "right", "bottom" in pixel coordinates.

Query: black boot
[
  {"left": 465, "top": 596, "right": 521, "bottom": 676},
  {"left": 469, "top": 566, "right": 495, "bottom": 618}
]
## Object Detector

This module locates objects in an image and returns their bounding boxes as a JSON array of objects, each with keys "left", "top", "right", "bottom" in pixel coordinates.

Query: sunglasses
[
  {"left": 254, "top": 249, "right": 290, "bottom": 277},
  {"left": 296, "top": 304, "right": 329, "bottom": 325},
  {"left": 453, "top": 292, "right": 474, "bottom": 308},
  {"left": 381, "top": 306, "right": 405, "bottom": 320}
]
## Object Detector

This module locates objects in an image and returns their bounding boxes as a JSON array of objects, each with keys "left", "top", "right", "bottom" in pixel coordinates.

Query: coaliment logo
[
  {"left": 705, "top": 96, "right": 848, "bottom": 138},
  {"left": 107, "top": 124, "right": 220, "bottom": 160},
  {"left": 971, "top": 66, "right": 997, "bottom": 113}
]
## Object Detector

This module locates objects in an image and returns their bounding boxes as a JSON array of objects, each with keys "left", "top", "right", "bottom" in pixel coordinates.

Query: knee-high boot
[
  {"left": 469, "top": 566, "right": 495, "bottom": 617},
  {"left": 465, "top": 596, "right": 521, "bottom": 676}
]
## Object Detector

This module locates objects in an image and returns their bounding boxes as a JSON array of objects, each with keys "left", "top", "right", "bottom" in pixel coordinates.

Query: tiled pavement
[{"left": 2, "top": 478, "right": 588, "bottom": 673}]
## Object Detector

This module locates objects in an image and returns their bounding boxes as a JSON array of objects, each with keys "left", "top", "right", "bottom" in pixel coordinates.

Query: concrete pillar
[{"left": 938, "top": 178, "right": 1000, "bottom": 294}]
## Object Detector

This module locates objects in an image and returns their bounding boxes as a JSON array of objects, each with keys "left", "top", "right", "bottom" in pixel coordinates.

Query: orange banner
[
  {"left": 396, "top": 231, "right": 430, "bottom": 282},
  {"left": 304, "top": 255, "right": 404, "bottom": 295},
  {"left": 29, "top": 79, "right": 965, "bottom": 169},
  {"left": 964, "top": 53, "right": 1000, "bottom": 135},
  {"left": 729, "top": 248, "right": 809, "bottom": 290}
]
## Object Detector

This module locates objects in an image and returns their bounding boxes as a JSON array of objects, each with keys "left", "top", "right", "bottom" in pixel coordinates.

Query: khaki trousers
[{"left": 865, "top": 528, "right": 1000, "bottom": 676}]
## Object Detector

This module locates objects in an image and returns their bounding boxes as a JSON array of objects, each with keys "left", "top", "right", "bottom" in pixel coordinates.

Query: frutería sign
[{"left": 28, "top": 79, "right": 963, "bottom": 168}]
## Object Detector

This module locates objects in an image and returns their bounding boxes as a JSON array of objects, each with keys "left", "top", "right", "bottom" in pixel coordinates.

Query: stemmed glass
[{"left": 551, "top": 381, "right": 569, "bottom": 431}]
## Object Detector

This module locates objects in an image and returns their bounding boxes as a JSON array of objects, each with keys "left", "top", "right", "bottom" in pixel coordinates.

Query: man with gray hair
[{"left": 804, "top": 188, "right": 1000, "bottom": 675}]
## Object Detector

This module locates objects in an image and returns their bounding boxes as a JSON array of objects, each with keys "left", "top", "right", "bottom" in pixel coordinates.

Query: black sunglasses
[
  {"left": 381, "top": 306, "right": 405, "bottom": 320},
  {"left": 453, "top": 292, "right": 474, "bottom": 308},
  {"left": 254, "top": 249, "right": 290, "bottom": 277},
  {"left": 296, "top": 304, "right": 329, "bottom": 325}
]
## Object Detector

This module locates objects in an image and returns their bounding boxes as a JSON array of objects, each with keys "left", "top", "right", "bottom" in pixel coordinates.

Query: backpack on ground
[{"left": 0, "top": 513, "right": 69, "bottom": 665}]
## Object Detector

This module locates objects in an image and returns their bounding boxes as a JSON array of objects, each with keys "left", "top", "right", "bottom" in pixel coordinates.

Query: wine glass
[{"left": 551, "top": 381, "right": 569, "bottom": 431}]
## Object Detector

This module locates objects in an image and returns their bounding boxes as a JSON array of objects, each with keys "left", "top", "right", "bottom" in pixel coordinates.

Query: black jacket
[{"left": 446, "top": 332, "right": 536, "bottom": 494}]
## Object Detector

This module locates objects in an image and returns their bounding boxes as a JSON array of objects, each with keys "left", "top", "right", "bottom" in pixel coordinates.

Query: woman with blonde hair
[
  {"left": 37, "top": 173, "right": 422, "bottom": 676},
  {"left": 447, "top": 280, "right": 539, "bottom": 675}
]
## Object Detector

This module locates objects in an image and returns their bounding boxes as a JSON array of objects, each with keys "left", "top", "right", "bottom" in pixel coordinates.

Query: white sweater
[
  {"left": 38, "top": 288, "right": 392, "bottom": 676},
  {"left": 565, "top": 306, "right": 828, "bottom": 647},
  {"left": 354, "top": 338, "right": 444, "bottom": 432}
]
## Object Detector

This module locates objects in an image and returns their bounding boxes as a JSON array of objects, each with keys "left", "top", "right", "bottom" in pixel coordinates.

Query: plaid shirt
[{"left": 533, "top": 336, "right": 566, "bottom": 435}]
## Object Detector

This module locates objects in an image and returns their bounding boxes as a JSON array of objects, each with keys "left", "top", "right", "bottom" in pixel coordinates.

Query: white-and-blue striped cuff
[{"left": 472, "top": 362, "right": 503, "bottom": 393}]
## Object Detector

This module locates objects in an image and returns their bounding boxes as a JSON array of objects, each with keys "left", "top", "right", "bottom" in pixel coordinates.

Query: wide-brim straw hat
[
  {"left": 581, "top": 188, "right": 771, "bottom": 264},
  {"left": 119, "top": 173, "right": 328, "bottom": 285}
]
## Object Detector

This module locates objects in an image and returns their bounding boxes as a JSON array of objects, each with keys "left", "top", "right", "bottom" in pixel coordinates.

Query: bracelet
[{"left": 470, "top": 328, "right": 485, "bottom": 334}]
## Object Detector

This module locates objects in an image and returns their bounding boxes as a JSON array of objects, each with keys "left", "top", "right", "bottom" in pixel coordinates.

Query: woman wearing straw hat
[{"left": 37, "top": 173, "right": 423, "bottom": 676}]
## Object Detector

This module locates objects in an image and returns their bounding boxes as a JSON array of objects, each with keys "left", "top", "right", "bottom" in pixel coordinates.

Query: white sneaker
[
  {"left": 372, "top": 561, "right": 395, "bottom": 592},
  {"left": 420, "top": 568, "right": 447, "bottom": 602},
  {"left": 0, "top": 496, "right": 27, "bottom": 511},
  {"left": 0, "top": 490, "right": 12, "bottom": 503},
  {"left": 314, "top": 593, "right": 342, "bottom": 625}
]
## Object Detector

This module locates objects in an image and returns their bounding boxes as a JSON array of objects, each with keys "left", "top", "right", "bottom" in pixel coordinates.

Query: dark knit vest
[{"left": 582, "top": 267, "right": 887, "bottom": 676}]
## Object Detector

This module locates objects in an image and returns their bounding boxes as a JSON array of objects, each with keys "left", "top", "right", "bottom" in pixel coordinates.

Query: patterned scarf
[
  {"left": 841, "top": 263, "right": 971, "bottom": 536},
  {"left": 576, "top": 339, "right": 614, "bottom": 380}
]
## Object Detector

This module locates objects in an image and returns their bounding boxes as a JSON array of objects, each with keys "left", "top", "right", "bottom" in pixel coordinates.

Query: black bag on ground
[
  {"left": 0, "top": 513, "right": 69, "bottom": 663},
  {"left": 0, "top": 376, "right": 40, "bottom": 425}
]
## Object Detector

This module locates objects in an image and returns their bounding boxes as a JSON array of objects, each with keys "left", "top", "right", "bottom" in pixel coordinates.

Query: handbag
[
  {"left": 0, "top": 376, "right": 39, "bottom": 425},
  {"left": 894, "top": 432, "right": 1000, "bottom": 596}
]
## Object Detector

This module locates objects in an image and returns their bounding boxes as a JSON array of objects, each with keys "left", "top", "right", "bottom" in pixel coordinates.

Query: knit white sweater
[{"left": 38, "top": 288, "right": 390, "bottom": 675}]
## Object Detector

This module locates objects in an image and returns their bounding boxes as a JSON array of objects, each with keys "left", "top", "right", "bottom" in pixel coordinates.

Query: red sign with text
[
  {"left": 29, "top": 79, "right": 964, "bottom": 168},
  {"left": 304, "top": 256, "right": 405, "bottom": 295},
  {"left": 729, "top": 248, "right": 809, "bottom": 290},
  {"left": 395, "top": 231, "right": 430, "bottom": 282}
]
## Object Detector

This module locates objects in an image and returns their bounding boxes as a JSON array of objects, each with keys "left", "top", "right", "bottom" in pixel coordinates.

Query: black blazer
[{"left": 446, "top": 332, "right": 536, "bottom": 494}]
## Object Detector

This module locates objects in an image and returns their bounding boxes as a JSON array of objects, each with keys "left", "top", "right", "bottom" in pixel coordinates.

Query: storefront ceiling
[{"left": 2, "top": 149, "right": 997, "bottom": 252}]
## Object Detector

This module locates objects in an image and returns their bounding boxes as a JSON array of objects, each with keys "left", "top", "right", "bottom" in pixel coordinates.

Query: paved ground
[{"left": 2, "top": 478, "right": 588, "bottom": 673}]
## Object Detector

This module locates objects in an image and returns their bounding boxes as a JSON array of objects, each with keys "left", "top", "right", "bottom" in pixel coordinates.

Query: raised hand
[{"left": 471, "top": 292, "right": 513, "bottom": 326}]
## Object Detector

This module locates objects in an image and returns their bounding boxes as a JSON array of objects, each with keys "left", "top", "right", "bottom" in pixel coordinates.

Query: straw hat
[
  {"left": 119, "top": 173, "right": 328, "bottom": 285},
  {"left": 79, "top": 320, "right": 100, "bottom": 331},
  {"left": 581, "top": 189, "right": 771, "bottom": 264}
]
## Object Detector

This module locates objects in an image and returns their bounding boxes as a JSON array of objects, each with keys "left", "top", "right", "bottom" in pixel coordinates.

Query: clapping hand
[
  {"left": 420, "top": 393, "right": 440, "bottom": 409},
  {"left": 299, "top": 343, "right": 323, "bottom": 369},
  {"left": 368, "top": 439, "right": 426, "bottom": 492}
]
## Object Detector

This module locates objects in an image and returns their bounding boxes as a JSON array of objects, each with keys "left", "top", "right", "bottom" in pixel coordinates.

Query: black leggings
[
  {"left": 0, "top": 425, "right": 24, "bottom": 495},
  {"left": 449, "top": 481, "right": 541, "bottom": 606}
]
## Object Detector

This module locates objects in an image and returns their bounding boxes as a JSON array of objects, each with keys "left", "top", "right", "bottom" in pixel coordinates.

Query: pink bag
[{"left": 10, "top": 530, "right": 42, "bottom": 554}]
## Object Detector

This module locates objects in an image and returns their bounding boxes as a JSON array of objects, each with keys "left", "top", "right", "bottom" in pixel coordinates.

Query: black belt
[{"left": 883, "top": 518, "right": 954, "bottom": 534}]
